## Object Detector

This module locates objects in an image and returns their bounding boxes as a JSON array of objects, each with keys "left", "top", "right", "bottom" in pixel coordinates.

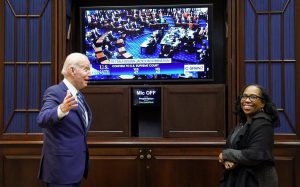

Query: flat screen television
[{"left": 80, "top": 4, "right": 213, "bottom": 83}]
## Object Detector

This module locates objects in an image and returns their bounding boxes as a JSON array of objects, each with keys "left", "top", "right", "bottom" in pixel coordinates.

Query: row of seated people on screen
[
  {"left": 85, "top": 27, "right": 101, "bottom": 41},
  {"left": 95, "top": 44, "right": 133, "bottom": 64},
  {"left": 145, "top": 35, "right": 195, "bottom": 56},
  {"left": 140, "top": 16, "right": 168, "bottom": 29},
  {"left": 86, "top": 10, "right": 169, "bottom": 34},
  {"left": 86, "top": 29, "right": 115, "bottom": 44},
  {"left": 179, "top": 26, "right": 208, "bottom": 47},
  {"left": 86, "top": 10, "right": 152, "bottom": 33},
  {"left": 85, "top": 10, "right": 121, "bottom": 27},
  {"left": 121, "top": 21, "right": 144, "bottom": 36},
  {"left": 106, "top": 9, "right": 169, "bottom": 29},
  {"left": 102, "top": 19, "right": 146, "bottom": 37},
  {"left": 182, "top": 26, "right": 208, "bottom": 46},
  {"left": 92, "top": 16, "right": 163, "bottom": 35},
  {"left": 162, "top": 26, "right": 206, "bottom": 49},
  {"left": 92, "top": 15, "right": 144, "bottom": 35},
  {"left": 121, "top": 9, "right": 207, "bottom": 28},
  {"left": 171, "top": 7, "right": 208, "bottom": 19},
  {"left": 86, "top": 29, "right": 125, "bottom": 51},
  {"left": 171, "top": 36, "right": 196, "bottom": 53},
  {"left": 144, "top": 26, "right": 205, "bottom": 54},
  {"left": 133, "top": 8, "right": 207, "bottom": 28},
  {"left": 172, "top": 11, "right": 208, "bottom": 24},
  {"left": 101, "top": 44, "right": 129, "bottom": 59},
  {"left": 85, "top": 8, "right": 206, "bottom": 28}
]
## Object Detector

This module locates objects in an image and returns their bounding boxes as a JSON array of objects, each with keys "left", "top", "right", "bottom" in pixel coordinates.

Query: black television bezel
[{"left": 79, "top": 4, "right": 215, "bottom": 85}]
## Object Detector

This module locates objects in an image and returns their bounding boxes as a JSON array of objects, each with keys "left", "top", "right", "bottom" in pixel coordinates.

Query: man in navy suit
[{"left": 37, "top": 53, "right": 92, "bottom": 187}]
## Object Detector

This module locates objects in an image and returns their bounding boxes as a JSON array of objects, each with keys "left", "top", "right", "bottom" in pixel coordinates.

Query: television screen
[{"left": 81, "top": 4, "right": 213, "bottom": 83}]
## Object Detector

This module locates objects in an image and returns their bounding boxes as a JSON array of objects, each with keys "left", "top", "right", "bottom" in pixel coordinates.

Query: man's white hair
[{"left": 61, "top": 53, "right": 89, "bottom": 76}]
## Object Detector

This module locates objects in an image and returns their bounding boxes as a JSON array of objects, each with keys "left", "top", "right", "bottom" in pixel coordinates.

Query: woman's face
[{"left": 240, "top": 85, "right": 265, "bottom": 120}]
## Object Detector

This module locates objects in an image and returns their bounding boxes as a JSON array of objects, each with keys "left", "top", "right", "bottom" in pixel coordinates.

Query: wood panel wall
[{"left": 0, "top": 142, "right": 299, "bottom": 187}]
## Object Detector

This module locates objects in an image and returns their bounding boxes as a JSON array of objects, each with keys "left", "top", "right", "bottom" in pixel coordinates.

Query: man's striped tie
[{"left": 77, "top": 93, "right": 88, "bottom": 128}]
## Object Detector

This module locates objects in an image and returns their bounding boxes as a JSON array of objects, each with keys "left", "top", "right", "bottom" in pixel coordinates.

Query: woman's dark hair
[{"left": 235, "top": 84, "right": 279, "bottom": 126}]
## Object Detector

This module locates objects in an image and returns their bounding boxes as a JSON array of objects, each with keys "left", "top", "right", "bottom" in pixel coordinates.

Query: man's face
[{"left": 72, "top": 60, "right": 91, "bottom": 90}]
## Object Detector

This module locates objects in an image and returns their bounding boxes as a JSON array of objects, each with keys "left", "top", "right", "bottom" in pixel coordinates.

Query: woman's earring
[{"left": 261, "top": 108, "right": 264, "bottom": 112}]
